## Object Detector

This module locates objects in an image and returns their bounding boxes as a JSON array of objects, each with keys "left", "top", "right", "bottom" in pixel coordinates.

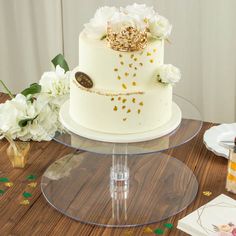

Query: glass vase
[{"left": 6, "top": 138, "right": 30, "bottom": 168}]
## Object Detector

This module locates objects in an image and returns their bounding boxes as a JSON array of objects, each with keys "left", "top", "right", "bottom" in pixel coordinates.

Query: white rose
[
  {"left": 122, "top": 3, "right": 155, "bottom": 21},
  {"left": 84, "top": 6, "right": 118, "bottom": 39},
  {"left": 109, "top": 11, "right": 146, "bottom": 32},
  {"left": 149, "top": 14, "right": 172, "bottom": 39},
  {"left": 156, "top": 64, "right": 181, "bottom": 84},
  {"left": 39, "top": 65, "right": 70, "bottom": 97}
]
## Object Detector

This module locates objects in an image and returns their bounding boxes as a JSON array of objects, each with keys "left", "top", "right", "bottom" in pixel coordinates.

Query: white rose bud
[
  {"left": 149, "top": 14, "right": 172, "bottom": 39},
  {"left": 156, "top": 64, "right": 181, "bottom": 85}
]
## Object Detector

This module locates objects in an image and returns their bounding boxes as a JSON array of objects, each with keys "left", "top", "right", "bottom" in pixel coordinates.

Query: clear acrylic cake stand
[{"left": 41, "top": 95, "right": 202, "bottom": 227}]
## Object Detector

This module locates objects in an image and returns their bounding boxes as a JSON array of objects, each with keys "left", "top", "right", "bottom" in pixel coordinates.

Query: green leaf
[
  {"left": 164, "top": 223, "right": 173, "bottom": 229},
  {"left": 18, "top": 115, "right": 38, "bottom": 128},
  {"left": 23, "top": 192, "right": 32, "bottom": 198},
  {"left": 26, "top": 174, "right": 37, "bottom": 181},
  {"left": 0, "top": 177, "right": 9, "bottom": 183},
  {"left": 0, "top": 189, "right": 5, "bottom": 196},
  {"left": 51, "top": 54, "right": 69, "bottom": 72},
  {"left": 21, "top": 83, "right": 41, "bottom": 97},
  {"left": 154, "top": 228, "right": 164, "bottom": 235}
]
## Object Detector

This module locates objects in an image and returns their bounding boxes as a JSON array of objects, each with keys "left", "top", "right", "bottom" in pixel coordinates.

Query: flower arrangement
[
  {"left": 84, "top": 3, "right": 172, "bottom": 40},
  {"left": 0, "top": 54, "right": 70, "bottom": 142}
]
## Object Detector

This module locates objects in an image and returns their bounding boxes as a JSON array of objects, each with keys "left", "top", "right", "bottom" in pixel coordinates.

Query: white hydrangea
[
  {"left": 84, "top": 6, "right": 118, "bottom": 39},
  {"left": 109, "top": 11, "right": 146, "bottom": 32},
  {"left": 149, "top": 14, "right": 172, "bottom": 39},
  {"left": 156, "top": 64, "right": 181, "bottom": 85},
  {"left": 122, "top": 3, "right": 155, "bottom": 22}
]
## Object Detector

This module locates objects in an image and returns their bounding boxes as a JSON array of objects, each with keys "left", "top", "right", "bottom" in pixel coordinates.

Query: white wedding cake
[{"left": 69, "top": 4, "right": 181, "bottom": 135}]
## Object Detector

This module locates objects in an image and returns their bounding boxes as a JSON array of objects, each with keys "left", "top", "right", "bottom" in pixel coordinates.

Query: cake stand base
[{"left": 41, "top": 151, "right": 198, "bottom": 227}]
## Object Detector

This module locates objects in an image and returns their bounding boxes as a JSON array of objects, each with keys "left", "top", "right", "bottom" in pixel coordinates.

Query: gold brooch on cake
[{"left": 107, "top": 24, "right": 148, "bottom": 52}]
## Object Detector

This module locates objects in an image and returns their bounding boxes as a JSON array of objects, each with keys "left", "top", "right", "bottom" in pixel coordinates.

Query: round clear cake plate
[
  {"left": 53, "top": 94, "right": 202, "bottom": 155},
  {"left": 41, "top": 94, "right": 202, "bottom": 227}
]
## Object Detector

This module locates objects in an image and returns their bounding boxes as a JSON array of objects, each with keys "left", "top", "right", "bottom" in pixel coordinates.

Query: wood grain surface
[{"left": 0, "top": 93, "right": 235, "bottom": 236}]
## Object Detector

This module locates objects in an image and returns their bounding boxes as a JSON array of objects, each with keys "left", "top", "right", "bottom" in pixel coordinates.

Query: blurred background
[{"left": 0, "top": 0, "right": 235, "bottom": 123}]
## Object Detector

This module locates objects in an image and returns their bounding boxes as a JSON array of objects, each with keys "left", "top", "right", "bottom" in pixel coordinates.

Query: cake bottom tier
[{"left": 70, "top": 80, "right": 173, "bottom": 134}]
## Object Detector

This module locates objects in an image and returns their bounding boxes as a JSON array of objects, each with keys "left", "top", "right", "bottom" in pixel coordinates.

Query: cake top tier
[{"left": 83, "top": 3, "right": 172, "bottom": 52}]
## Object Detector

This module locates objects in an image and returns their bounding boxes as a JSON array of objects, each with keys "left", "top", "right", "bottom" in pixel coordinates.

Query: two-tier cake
[{"left": 69, "top": 3, "right": 181, "bottom": 136}]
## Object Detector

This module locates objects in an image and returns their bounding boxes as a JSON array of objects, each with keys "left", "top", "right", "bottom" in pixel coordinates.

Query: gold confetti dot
[
  {"left": 132, "top": 81, "right": 137, "bottom": 86},
  {"left": 139, "top": 102, "right": 144, "bottom": 106},
  {"left": 125, "top": 72, "right": 129, "bottom": 77},
  {"left": 123, "top": 118, "right": 127, "bottom": 121},
  {"left": 122, "top": 99, "right": 127, "bottom": 103},
  {"left": 113, "top": 106, "right": 118, "bottom": 111},
  {"left": 133, "top": 73, "right": 136, "bottom": 77},
  {"left": 28, "top": 182, "right": 37, "bottom": 188},
  {"left": 122, "top": 84, "right": 127, "bottom": 89},
  {"left": 134, "top": 67, "right": 137, "bottom": 70},
  {"left": 114, "top": 68, "right": 118, "bottom": 72},
  {"left": 117, "top": 75, "right": 121, "bottom": 80},
  {"left": 132, "top": 98, "right": 136, "bottom": 103},
  {"left": 139, "top": 62, "right": 143, "bottom": 66},
  {"left": 119, "top": 54, "right": 123, "bottom": 58},
  {"left": 118, "top": 97, "right": 121, "bottom": 101},
  {"left": 127, "top": 109, "right": 131, "bottom": 113},
  {"left": 20, "top": 199, "right": 30, "bottom": 205},
  {"left": 122, "top": 105, "right": 126, "bottom": 109},
  {"left": 5, "top": 182, "right": 13, "bottom": 187},
  {"left": 203, "top": 191, "right": 212, "bottom": 196},
  {"left": 150, "top": 59, "right": 154, "bottom": 63},
  {"left": 153, "top": 48, "right": 157, "bottom": 52},
  {"left": 138, "top": 109, "right": 141, "bottom": 114},
  {"left": 143, "top": 227, "right": 153, "bottom": 233},
  {"left": 131, "top": 54, "right": 134, "bottom": 58},
  {"left": 111, "top": 97, "right": 114, "bottom": 101},
  {"left": 147, "top": 52, "right": 152, "bottom": 56},
  {"left": 129, "top": 63, "right": 133, "bottom": 68},
  {"left": 134, "top": 57, "right": 138, "bottom": 61},
  {"left": 120, "top": 61, "right": 124, "bottom": 65}
]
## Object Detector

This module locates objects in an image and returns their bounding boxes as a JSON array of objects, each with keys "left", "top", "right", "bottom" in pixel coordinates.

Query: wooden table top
[{"left": 0, "top": 93, "right": 235, "bottom": 236}]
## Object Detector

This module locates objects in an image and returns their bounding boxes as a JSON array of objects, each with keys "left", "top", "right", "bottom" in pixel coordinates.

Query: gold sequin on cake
[
  {"left": 111, "top": 97, "right": 114, "bottom": 101},
  {"left": 117, "top": 75, "right": 121, "bottom": 80},
  {"left": 119, "top": 54, "right": 123, "bottom": 58},
  {"left": 153, "top": 48, "right": 157, "bottom": 52},
  {"left": 134, "top": 67, "right": 137, "bottom": 70},
  {"left": 129, "top": 63, "right": 133, "bottom": 68},
  {"left": 114, "top": 68, "right": 118, "bottom": 72},
  {"left": 132, "top": 81, "right": 137, "bottom": 86},
  {"left": 139, "top": 62, "right": 143, "bottom": 66},
  {"left": 134, "top": 57, "right": 138, "bottom": 61},
  {"left": 132, "top": 98, "right": 136, "bottom": 103},
  {"left": 131, "top": 54, "right": 134, "bottom": 59},
  {"left": 133, "top": 73, "right": 136, "bottom": 77},
  {"left": 122, "top": 105, "right": 126, "bottom": 109},
  {"left": 127, "top": 109, "right": 131, "bottom": 113},
  {"left": 139, "top": 102, "right": 144, "bottom": 106},
  {"left": 125, "top": 72, "right": 129, "bottom": 77},
  {"left": 122, "top": 83, "right": 127, "bottom": 89},
  {"left": 123, "top": 118, "right": 127, "bottom": 121},
  {"left": 147, "top": 52, "right": 152, "bottom": 56},
  {"left": 118, "top": 97, "right": 121, "bottom": 101},
  {"left": 113, "top": 106, "right": 118, "bottom": 111},
  {"left": 122, "top": 98, "right": 127, "bottom": 103},
  {"left": 138, "top": 109, "right": 141, "bottom": 114},
  {"left": 120, "top": 61, "right": 124, "bottom": 65},
  {"left": 149, "top": 59, "right": 154, "bottom": 63}
]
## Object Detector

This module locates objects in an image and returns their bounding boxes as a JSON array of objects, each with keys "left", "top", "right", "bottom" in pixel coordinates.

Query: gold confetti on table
[
  {"left": 124, "top": 230, "right": 134, "bottom": 236},
  {"left": 20, "top": 199, "right": 30, "bottom": 205},
  {"left": 203, "top": 191, "right": 212, "bottom": 196},
  {"left": 143, "top": 227, "right": 153, "bottom": 233},
  {"left": 28, "top": 182, "right": 37, "bottom": 188},
  {"left": 4, "top": 182, "right": 13, "bottom": 187}
]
